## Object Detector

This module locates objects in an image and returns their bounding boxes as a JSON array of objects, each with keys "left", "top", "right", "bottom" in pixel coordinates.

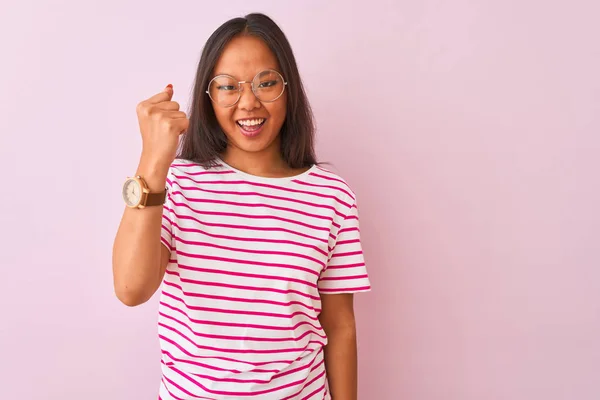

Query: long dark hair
[{"left": 178, "top": 13, "right": 318, "bottom": 169}]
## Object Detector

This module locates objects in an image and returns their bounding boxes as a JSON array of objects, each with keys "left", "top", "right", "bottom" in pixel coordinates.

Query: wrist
[{"left": 135, "top": 157, "right": 170, "bottom": 192}]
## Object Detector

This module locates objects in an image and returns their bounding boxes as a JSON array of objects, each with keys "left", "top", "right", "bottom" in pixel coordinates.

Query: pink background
[{"left": 1, "top": 1, "right": 599, "bottom": 399}]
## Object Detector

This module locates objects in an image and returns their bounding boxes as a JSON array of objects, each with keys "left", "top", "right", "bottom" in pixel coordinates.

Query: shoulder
[{"left": 304, "top": 164, "right": 359, "bottom": 208}]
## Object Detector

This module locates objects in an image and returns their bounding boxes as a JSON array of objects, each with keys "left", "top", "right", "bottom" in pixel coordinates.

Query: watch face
[{"left": 123, "top": 178, "right": 142, "bottom": 207}]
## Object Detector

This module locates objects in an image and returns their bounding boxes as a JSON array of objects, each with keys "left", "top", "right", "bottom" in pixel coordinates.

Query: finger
[
  {"left": 146, "top": 84, "right": 174, "bottom": 104},
  {"left": 162, "top": 111, "right": 187, "bottom": 119},
  {"left": 173, "top": 117, "right": 190, "bottom": 135},
  {"left": 153, "top": 101, "right": 181, "bottom": 111}
]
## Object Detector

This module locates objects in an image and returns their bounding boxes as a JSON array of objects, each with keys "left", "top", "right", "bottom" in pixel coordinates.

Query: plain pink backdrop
[{"left": 1, "top": 1, "right": 599, "bottom": 399}]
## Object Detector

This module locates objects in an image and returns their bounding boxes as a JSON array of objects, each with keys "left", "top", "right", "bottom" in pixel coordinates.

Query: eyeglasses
[{"left": 206, "top": 69, "right": 288, "bottom": 108}]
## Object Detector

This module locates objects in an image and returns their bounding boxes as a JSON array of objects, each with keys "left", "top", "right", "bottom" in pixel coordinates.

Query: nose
[{"left": 237, "top": 82, "right": 261, "bottom": 111}]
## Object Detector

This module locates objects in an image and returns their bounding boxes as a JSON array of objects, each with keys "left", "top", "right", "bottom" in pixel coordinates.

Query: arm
[
  {"left": 318, "top": 293, "right": 358, "bottom": 400},
  {"left": 112, "top": 159, "right": 171, "bottom": 306},
  {"left": 112, "top": 84, "right": 187, "bottom": 307}
]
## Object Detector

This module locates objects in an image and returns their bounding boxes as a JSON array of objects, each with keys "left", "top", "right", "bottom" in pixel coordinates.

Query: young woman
[{"left": 112, "top": 13, "right": 371, "bottom": 400}]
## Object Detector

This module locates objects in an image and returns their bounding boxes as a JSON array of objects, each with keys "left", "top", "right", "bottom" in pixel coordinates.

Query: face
[
  {"left": 122, "top": 178, "right": 141, "bottom": 207},
  {"left": 209, "top": 35, "right": 287, "bottom": 158}
]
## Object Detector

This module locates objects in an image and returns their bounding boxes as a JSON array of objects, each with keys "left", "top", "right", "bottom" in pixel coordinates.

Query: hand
[{"left": 135, "top": 84, "right": 189, "bottom": 171}]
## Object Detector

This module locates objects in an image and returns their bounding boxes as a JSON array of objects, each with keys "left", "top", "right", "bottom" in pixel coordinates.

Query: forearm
[
  {"left": 112, "top": 160, "right": 168, "bottom": 306},
  {"left": 323, "top": 327, "right": 358, "bottom": 400}
]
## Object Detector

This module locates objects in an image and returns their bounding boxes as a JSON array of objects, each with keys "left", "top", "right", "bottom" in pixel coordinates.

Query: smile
[{"left": 236, "top": 118, "right": 267, "bottom": 137}]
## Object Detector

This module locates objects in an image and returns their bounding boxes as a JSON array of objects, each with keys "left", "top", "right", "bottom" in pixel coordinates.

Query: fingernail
[{"left": 165, "top": 84, "right": 173, "bottom": 91}]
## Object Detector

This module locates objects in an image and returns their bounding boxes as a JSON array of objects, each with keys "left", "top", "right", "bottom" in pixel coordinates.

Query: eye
[
  {"left": 257, "top": 80, "right": 278, "bottom": 88},
  {"left": 217, "top": 85, "right": 237, "bottom": 91}
]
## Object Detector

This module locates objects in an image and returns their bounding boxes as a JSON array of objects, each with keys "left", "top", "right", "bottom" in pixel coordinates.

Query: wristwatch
[{"left": 122, "top": 175, "right": 166, "bottom": 209}]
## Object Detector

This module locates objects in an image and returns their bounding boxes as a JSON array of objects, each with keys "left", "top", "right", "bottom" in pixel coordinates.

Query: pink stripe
[
  {"left": 170, "top": 196, "right": 330, "bottom": 233},
  {"left": 291, "top": 179, "right": 354, "bottom": 199},
  {"left": 315, "top": 165, "right": 334, "bottom": 173},
  {"left": 163, "top": 280, "right": 320, "bottom": 313},
  {"left": 159, "top": 334, "right": 295, "bottom": 367},
  {"left": 162, "top": 349, "right": 251, "bottom": 374},
  {"left": 167, "top": 206, "right": 329, "bottom": 244},
  {"left": 172, "top": 173, "right": 352, "bottom": 208},
  {"left": 160, "top": 310, "right": 324, "bottom": 342},
  {"left": 183, "top": 357, "right": 323, "bottom": 393},
  {"left": 309, "top": 171, "right": 352, "bottom": 188},
  {"left": 160, "top": 301, "right": 324, "bottom": 332},
  {"left": 267, "top": 350, "right": 322, "bottom": 381},
  {"left": 173, "top": 236, "right": 326, "bottom": 270},
  {"left": 176, "top": 262, "right": 318, "bottom": 288},
  {"left": 160, "top": 377, "right": 185, "bottom": 400},
  {"left": 169, "top": 364, "right": 312, "bottom": 397},
  {"left": 301, "top": 382, "right": 326, "bottom": 400},
  {"left": 331, "top": 250, "right": 363, "bottom": 258},
  {"left": 337, "top": 226, "right": 359, "bottom": 236},
  {"left": 335, "top": 239, "right": 360, "bottom": 246},
  {"left": 163, "top": 359, "right": 275, "bottom": 385},
  {"left": 162, "top": 351, "right": 286, "bottom": 376},
  {"left": 159, "top": 322, "right": 325, "bottom": 354},
  {"left": 319, "top": 274, "right": 369, "bottom": 281},
  {"left": 170, "top": 179, "right": 345, "bottom": 218},
  {"left": 162, "top": 291, "right": 320, "bottom": 321},
  {"left": 318, "top": 286, "right": 371, "bottom": 293},
  {"left": 164, "top": 269, "right": 321, "bottom": 301},
  {"left": 325, "top": 262, "right": 366, "bottom": 270}
]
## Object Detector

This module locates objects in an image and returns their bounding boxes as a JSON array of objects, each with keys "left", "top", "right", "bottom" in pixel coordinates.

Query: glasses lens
[
  {"left": 208, "top": 76, "right": 239, "bottom": 107},
  {"left": 252, "top": 70, "right": 285, "bottom": 102}
]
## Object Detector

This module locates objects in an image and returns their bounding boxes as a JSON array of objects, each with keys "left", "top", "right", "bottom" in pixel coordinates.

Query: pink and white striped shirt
[{"left": 158, "top": 158, "right": 371, "bottom": 400}]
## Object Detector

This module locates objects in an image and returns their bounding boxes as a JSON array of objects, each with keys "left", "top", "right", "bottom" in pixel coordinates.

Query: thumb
[{"left": 164, "top": 84, "right": 174, "bottom": 98}]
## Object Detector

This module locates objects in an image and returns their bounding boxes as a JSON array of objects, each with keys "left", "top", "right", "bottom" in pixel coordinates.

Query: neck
[{"left": 220, "top": 143, "right": 290, "bottom": 178}]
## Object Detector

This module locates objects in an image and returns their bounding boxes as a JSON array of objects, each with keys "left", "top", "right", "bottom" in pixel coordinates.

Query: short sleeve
[
  {"left": 160, "top": 167, "right": 176, "bottom": 252},
  {"left": 318, "top": 200, "right": 371, "bottom": 294}
]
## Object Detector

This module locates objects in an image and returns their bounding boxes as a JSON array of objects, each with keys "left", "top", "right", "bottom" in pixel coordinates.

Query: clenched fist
[{"left": 136, "top": 84, "right": 189, "bottom": 171}]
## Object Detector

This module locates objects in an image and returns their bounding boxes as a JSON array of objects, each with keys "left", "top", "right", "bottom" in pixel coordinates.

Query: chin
[{"left": 232, "top": 137, "right": 278, "bottom": 154}]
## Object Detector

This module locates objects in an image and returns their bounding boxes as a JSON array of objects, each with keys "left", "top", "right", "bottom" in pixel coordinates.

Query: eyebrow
[{"left": 212, "top": 69, "right": 280, "bottom": 80}]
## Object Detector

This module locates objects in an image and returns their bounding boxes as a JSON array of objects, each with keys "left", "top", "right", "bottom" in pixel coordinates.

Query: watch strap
[{"left": 144, "top": 189, "right": 167, "bottom": 207}]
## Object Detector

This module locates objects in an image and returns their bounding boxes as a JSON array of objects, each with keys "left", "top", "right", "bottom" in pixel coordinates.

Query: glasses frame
[{"left": 205, "top": 69, "right": 288, "bottom": 108}]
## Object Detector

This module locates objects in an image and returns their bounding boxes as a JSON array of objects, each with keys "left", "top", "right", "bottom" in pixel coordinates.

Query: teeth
[{"left": 238, "top": 118, "right": 265, "bottom": 126}]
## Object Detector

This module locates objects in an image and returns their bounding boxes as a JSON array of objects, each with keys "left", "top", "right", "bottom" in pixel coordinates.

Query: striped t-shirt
[{"left": 157, "top": 158, "right": 371, "bottom": 400}]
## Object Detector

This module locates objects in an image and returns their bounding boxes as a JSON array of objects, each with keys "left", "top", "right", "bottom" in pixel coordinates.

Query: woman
[{"left": 113, "top": 13, "right": 371, "bottom": 400}]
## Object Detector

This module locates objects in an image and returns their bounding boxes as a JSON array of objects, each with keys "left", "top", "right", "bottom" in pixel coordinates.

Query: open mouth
[{"left": 236, "top": 118, "right": 267, "bottom": 137}]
